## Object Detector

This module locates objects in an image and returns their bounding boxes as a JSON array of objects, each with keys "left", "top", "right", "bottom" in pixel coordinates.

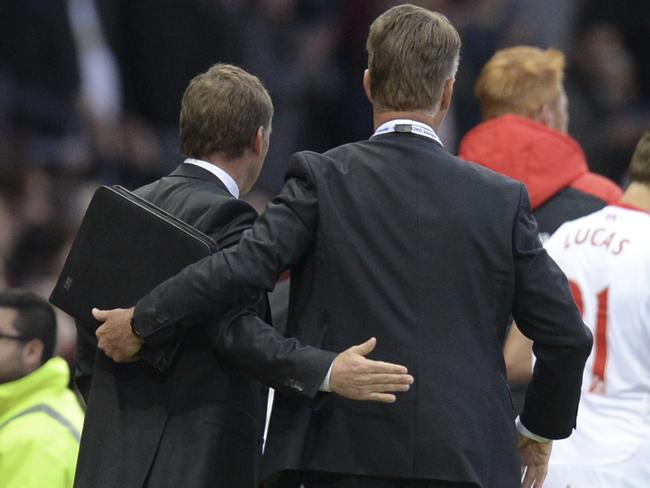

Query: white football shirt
[{"left": 544, "top": 204, "right": 650, "bottom": 466}]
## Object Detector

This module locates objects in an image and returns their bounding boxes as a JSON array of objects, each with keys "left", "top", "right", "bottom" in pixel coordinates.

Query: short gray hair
[{"left": 366, "top": 4, "right": 461, "bottom": 113}]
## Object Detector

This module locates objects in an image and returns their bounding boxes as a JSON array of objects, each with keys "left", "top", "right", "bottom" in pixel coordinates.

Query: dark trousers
[{"left": 300, "top": 472, "right": 479, "bottom": 488}]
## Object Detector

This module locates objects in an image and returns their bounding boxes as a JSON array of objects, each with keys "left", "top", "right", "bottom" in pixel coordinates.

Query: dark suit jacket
[
  {"left": 134, "top": 136, "right": 593, "bottom": 487},
  {"left": 73, "top": 163, "right": 335, "bottom": 488}
]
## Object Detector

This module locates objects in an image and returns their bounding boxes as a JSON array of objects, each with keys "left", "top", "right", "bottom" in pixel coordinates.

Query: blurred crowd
[{"left": 0, "top": 0, "right": 649, "bottom": 362}]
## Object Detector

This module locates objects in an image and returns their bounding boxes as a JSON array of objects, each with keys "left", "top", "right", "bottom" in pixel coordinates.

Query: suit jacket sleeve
[
  {"left": 209, "top": 295, "right": 336, "bottom": 398},
  {"left": 136, "top": 197, "right": 260, "bottom": 369},
  {"left": 134, "top": 152, "right": 319, "bottom": 339},
  {"left": 510, "top": 184, "right": 593, "bottom": 439}
]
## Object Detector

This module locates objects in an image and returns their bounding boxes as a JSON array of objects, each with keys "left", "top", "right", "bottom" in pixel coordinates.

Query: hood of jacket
[
  {"left": 0, "top": 357, "right": 70, "bottom": 416},
  {"left": 458, "top": 114, "right": 590, "bottom": 209}
]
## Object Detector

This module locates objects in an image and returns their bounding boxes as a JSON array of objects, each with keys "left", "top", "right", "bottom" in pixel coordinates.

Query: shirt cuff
[
  {"left": 318, "top": 361, "right": 335, "bottom": 392},
  {"left": 516, "top": 416, "right": 551, "bottom": 443}
]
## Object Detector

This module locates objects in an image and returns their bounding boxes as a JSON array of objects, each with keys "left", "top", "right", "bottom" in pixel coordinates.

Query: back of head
[
  {"left": 179, "top": 64, "right": 273, "bottom": 160},
  {"left": 629, "top": 130, "right": 650, "bottom": 186},
  {"left": 0, "top": 289, "right": 57, "bottom": 365},
  {"left": 366, "top": 4, "right": 461, "bottom": 113},
  {"left": 475, "top": 46, "right": 565, "bottom": 120}
]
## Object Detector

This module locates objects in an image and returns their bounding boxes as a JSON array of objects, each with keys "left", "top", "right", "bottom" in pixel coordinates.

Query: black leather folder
[{"left": 50, "top": 185, "right": 217, "bottom": 327}]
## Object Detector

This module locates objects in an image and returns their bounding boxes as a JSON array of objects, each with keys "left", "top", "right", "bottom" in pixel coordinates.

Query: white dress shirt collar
[
  {"left": 184, "top": 158, "right": 240, "bottom": 199},
  {"left": 371, "top": 118, "right": 443, "bottom": 147}
]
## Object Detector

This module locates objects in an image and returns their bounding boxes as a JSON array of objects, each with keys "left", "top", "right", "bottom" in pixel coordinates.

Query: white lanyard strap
[{"left": 371, "top": 119, "right": 443, "bottom": 146}]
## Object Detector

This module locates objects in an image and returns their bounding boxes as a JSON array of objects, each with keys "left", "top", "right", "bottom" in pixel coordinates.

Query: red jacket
[{"left": 458, "top": 115, "right": 621, "bottom": 209}]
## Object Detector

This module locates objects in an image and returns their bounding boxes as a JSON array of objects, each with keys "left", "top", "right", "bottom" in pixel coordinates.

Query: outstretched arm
[
  {"left": 94, "top": 304, "right": 413, "bottom": 403},
  {"left": 92, "top": 152, "right": 414, "bottom": 402}
]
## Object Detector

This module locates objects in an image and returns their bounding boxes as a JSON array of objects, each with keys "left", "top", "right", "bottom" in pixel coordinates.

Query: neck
[
  {"left": 373, "top": 110, "right": 442, "bottom": 132},
  {"left": 619, "top": 181, "right": 650, "bottom": 212},
  {"left": 201, "top": 153, "right": 249, "bottom": 194}
]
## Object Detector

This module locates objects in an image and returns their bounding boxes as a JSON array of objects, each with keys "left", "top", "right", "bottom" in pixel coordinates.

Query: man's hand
[
  {"left": 94, "top": 307, "right": 143, "bottom": 363},
  {"left": 330, "top": 337, "right": 413, "bottom": 403},
  {"left": 518, "top": 433, "right": 553, "bottom": 488}
]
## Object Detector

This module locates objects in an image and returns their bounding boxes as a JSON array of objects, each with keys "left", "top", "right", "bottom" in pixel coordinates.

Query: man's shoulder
[
  {"left": 136, "top": 171, "right": 231, "bottom": 202},
  {"left": 291, "top": 140, "right": 523, "bottom": 197},
  {"left": 449, "top": 151, "right": 525, "bottom": 198},
  {"left": 292, "top": 140, "right": 367, "bottom": 164},
  {"left": 134, "top": 172, "right": 257, "bottom": 239}
]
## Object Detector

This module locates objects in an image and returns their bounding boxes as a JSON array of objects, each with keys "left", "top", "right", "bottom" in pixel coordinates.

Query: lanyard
[{"left": 371, "top": 119, "right": 443, "bottom": 146}]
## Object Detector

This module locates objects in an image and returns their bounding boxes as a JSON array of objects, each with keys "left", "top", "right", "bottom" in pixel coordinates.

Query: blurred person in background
[
  {"left": 459, "top": 46, "right": 622, "bottom": 240},
  {"left": 0, "top": 289, "right": 84, "bottom": 488},
  {"left": 0, "top": 192, "right": 18, "bottom": 289},
  {"left": 0, "top": 165, "right": 80, "bottom": 367},
  {"left": 0, "top": 0, "right": 87, "bottom": 171},
  {"left": 241, "top": 0, "right": 345, "bottom": 193},
  {"left": 566, "top": 21, "right": 649, "bottom": 186},
  {"left": 541, "top": 131, "right": 650, "bottom": 487},
  {"left": 93, "top": 0, "right": 249, "bottom": 186}
]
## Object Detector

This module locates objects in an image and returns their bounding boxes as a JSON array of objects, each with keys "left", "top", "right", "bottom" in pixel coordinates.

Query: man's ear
[
  {"left": 439, "top": 77, "right": 456, "bottom": 112},
  {"left": 363, "top": 69, "right": 373, "bottom": 103},
  {"left": 535, "top": 102, "right": 553, "bottom": 128},
  {"left": 252, "top": 127, "right": 265, "bottom": 155},
  {"left": 21, "top": 338, "right": 44, "bottom": 373}
]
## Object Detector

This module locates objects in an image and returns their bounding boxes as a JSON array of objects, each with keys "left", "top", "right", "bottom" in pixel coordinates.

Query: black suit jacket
[
  {"left": 134, "top": 136, "right": 593, "bottom": 487},
  {"left": 73, "top": 163, "right": 335, "bottom": 488}
]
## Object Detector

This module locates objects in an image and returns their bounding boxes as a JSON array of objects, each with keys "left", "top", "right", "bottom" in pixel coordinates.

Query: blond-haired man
[
  {"left": 94, "top": 6, "right": 592, "bottom": 487},
  {"left": 460, "top": 46, "right": 621, "bottom": 239},
  {"left": 543, "top": 132, "right": 650, "bottom": 487},
  {"left": 74, "top": 63, "right": 411, "bottom": 488}
]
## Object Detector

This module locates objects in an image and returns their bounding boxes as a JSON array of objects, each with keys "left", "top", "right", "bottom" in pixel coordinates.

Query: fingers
[
  {"left": 95, "top": 323, "right": 106, "bottom": 339},
  {"left": 521, "top": 464, "right": 547, "bottom": 488},
  {"left": 349, "top": 337, "right": 377, "bottom": 356},
  {"left": 362, "top": 359, "right": 408, "bottom": 375},
  {"left": 358, "top": 373, "right": 414, "bottom": 386},
  {"left": 364, "top": 392, "right": 397, "bottom": 403},
  {"left": 346, "top": 373, "right": 415, "bottom": 391},
  {"left": 521, "top": 465, "right": 535, "bottom": 488},
  {"left": 375, "top": 383, "right": 411, "bottom": 392},
  {"left": 92, "top": 307, "right": 109, "bottom": 321},
  {"left": 534, "top": 466, "right": 547, "bottom": 487}
]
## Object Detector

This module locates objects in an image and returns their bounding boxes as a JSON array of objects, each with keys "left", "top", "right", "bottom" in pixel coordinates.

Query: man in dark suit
[
  {"left": 74, "top": 64, "right": 412, "bottom": 488},
  {"left": 95, "top": 5, "right": 593, "bottom": 488}
]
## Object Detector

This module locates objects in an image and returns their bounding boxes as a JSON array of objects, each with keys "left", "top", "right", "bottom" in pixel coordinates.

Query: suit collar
[
  {"left": 170, "top": 162, "right": 232, "bottom": 195},
  {"left": 182, "top": 158, "right": 240, "bottom": 198}
]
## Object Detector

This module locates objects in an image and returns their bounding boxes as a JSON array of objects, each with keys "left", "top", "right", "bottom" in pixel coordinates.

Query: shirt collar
[
  {"left": 371, "top": 119, "right": 443, "bottom": 147},
  {"left": 184, "top": 158, "right": 240, "bottom": 199},
  {"left": 610, "top": 202, "right": 650, "bottom": 215},
  {"left": 0, "top": 358, "right": 70, "bottom": 410}
]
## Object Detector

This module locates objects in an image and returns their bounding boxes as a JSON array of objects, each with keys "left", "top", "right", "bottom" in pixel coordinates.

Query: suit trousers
[{"left": 301, "top": 471, "right": 479, "bottom": 488}]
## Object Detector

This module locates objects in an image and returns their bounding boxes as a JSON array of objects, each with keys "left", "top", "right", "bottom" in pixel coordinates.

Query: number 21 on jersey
[{"left": 569, "top": 280, "right": 608, "bottom": 394}]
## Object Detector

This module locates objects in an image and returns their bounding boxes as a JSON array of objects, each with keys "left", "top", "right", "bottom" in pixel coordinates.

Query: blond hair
[
  {"left": 366, "top": 4, "right": 460, "bottom": 113},
  {"left": 180, "top": 64, "right": 273, "bottom": 159},
  {"left": 629, "top": 130, "right": 650, "bottom": 185},
  {"left": 475, "top": 46, "right": 565, "bottom": 120}
]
